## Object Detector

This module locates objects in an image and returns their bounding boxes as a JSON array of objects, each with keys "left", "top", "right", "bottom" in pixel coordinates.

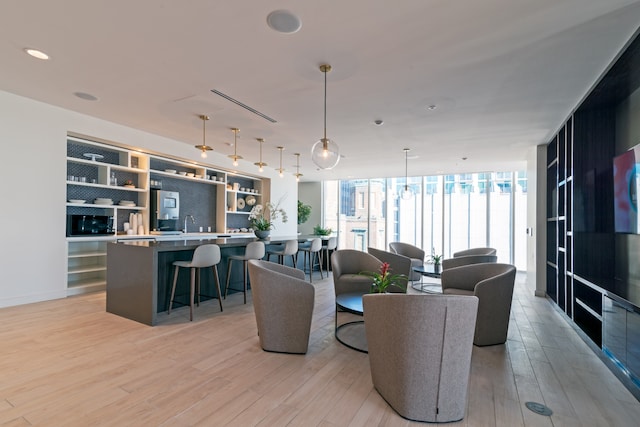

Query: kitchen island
[{"left": 106, "top": 236, "right": 298, "bottom": 325}]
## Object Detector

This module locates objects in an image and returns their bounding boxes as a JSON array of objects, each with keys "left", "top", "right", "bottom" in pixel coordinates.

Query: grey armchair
[
  {"left": 247, "top": 260, "right": 315, "bottom": 354},
  {"left": 331, "top": 249, "right": 382, "bottom": 296},
  {"left": 363, "top": 293, "right": 478, "bottom": 423},
  {"left": 441, "top": 263, "right": 516, "bottom": 346},
  {"left": 453, "top": 247, "right": 497, "bottom": 257},
  {"left": 388, "top": 242, "right": 425, "bottom": 281},
  {"left": 442, "top": 254, "right": 497, "bottom": 270},
  {"left": 367, "top": 247, "right": 410, "bottom": 292}
]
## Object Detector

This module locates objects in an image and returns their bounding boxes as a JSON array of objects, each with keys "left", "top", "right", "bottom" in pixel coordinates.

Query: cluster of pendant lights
[{"left": 194, "top": 63, "right": 340, "bottom": 176}]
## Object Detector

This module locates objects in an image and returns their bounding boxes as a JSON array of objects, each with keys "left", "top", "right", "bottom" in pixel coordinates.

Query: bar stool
[
  {"left": 323, "top": 237, "right": 337, "bottom": 271},
  {"left": 224, "top": 241, "right": 265, "bottom": 304},
  {"left": 168, "top": 244, "right": 222, "bottom": 321},
  {"left": 266, "top": 239, "right": 298, "bottom": 267},
  {"left": 299, "top": 238, "right": 324, "bottom": 282}
]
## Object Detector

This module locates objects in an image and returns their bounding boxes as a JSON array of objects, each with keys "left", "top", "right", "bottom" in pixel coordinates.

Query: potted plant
[
  {"left": 429, "top": 253, "right": 443, "bottom": 273},
  {"left": 298, "top": 200, "right": 311, "bottom": 225},
  {"left": 122, "top": 179, "right": 135, "bottom": 188},
  {"left": 248, "top": 200, "right": 288, "bottom": 239},
  {"left": 313, "top": 225, "right": 332, "bottom": 236},
  {"left": 360, "top": 262, "right": 407, "bottom": 293}
]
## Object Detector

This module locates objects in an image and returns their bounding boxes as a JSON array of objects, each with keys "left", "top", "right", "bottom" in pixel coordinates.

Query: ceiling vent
[{"left": 210, "top": 89, "right": 277, "bottom": 123}]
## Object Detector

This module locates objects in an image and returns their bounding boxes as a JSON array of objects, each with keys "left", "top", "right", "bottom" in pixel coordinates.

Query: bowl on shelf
[
  {"left": 186, "top": 172, "right": 195, "bottom": 178},
  {"left": 178, "top": 171, "right": 187, "bottom": 176},
  {"left": 164, "top": 169, "right": 177, "bottom": 174},
  {"left": 68, "top": 199, "right": 86, "bottom": 204}
]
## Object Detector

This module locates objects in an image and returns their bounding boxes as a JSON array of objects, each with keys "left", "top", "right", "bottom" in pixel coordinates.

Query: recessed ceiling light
[
  {"left": 374, "top": 119, "right": 384, "bottom": 126},
  {"left": 24, "top": 48, "right": 49, "bottom": 60},
  {"left": 266, "top": 10, "right": 302, "bottom": 34},
  {"left": 427, "top": 104, "right": 437, "bottom": 110},
  {"left": 74, "top": 92, "right": 98, "bottom": 101}
]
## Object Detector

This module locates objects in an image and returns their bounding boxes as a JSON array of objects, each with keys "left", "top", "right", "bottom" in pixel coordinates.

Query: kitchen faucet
[{"left": 184, "top": 215, "right": 195, "bottom": 233}]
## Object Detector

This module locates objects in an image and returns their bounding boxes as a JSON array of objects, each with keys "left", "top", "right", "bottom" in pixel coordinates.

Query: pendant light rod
[
  {"left": 228, "top": 127, "right": 242, "bottom": 166},
  {"left": 294, "top": 152, "right": 303, "bottom": 181},
  {"left": 194, "top": 114, "right": 212, "bottom": 159},
  {"left": 277, "top": 146, "right": 285, "bottom": 177},
  {"left": 401, "top": 148, "right": 413, "bottom": 199},
  {"left": 254, "top": 138, "right": 267, "bottom": 172},
  {"left": 321, "top": 64, "right": 331, "bottom": 145}
]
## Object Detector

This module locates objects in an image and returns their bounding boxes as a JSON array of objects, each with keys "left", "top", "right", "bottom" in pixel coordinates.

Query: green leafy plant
[
  {"left": 360, "top": 262, "right": 407, "bottom": 293},
  {"left": 313, "top": 225, "right": 332, "bottom": 236},
  {"left": 122, "top": 179, "right": 134, "bottom": 187},
  {"left": 429, "top": 248, "right": 442, "bottom": 265},
  {"left": 298, "top": 200, "right": 311, "bottom": 225},
  {"left": 249, "top": 200, "right": 288, "bottom": 231}
]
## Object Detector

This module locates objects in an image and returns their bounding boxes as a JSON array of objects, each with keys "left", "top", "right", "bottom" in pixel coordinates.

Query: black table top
[{"left": 336, "top": 292, "right": 365, "bottom": 315}]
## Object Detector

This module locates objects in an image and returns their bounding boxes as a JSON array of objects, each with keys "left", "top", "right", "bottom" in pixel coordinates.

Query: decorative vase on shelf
[{"left": 254, "top": 230, "right": 270, "bottom": 239}]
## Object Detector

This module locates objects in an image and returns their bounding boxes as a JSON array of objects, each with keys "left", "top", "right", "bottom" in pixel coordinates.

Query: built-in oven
[{"left": 67, "top": 214, "right": 114, "bottom": 236}]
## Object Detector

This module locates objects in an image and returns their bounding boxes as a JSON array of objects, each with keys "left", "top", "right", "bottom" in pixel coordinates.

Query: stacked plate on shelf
[
  {"left": 118, "top": 200, "right": 136, "bottom": 207},
  {"left": 94, "top": 198, "right": 113, "bottom": 205},
  {"left": 68, "top": 199, "right": 86, "bottom": 204}
]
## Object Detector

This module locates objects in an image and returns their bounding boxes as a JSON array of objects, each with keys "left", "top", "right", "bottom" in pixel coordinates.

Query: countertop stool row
[{"left": 167, "top": 237, "right": 338, "bottom": 321}]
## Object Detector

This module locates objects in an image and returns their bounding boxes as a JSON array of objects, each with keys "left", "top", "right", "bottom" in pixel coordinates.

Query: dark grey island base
[{"left": 106, "top": 236, "right": 303, "bottom": 326}]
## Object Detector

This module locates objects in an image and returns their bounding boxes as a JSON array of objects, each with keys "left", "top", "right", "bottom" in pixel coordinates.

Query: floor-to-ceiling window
[{"left": 322, "top": 170, "right": 527, "bottom": 269}]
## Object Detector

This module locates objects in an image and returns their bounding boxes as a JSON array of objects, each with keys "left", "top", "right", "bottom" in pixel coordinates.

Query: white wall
[{"left": 0, "top": 90, "right": 297, "bottom": 308}]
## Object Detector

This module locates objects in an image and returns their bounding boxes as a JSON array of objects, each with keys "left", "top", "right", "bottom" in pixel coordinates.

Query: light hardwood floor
[{"left": 1, "top": 272, "right": 639, "bottom": 426}]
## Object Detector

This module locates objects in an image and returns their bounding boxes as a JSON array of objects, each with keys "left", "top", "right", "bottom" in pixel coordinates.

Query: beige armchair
[
  {"left": 331, "top": 249, "right": 382, "bottom": 296},
  {"left": 441, "top": 263, "right": 516, "bottom": 346},
  {"left": 247, "top": 260, "right": 315, "bottom": 354},
  {"left": 453, "top": 247, "right": 497, "bottom": 257},
  {"left": 363, "top": 293, "right": 478, "bottom": 423},
  {"left": 388, "top": 242, "right": 425, "bottom": 281},
  {"left": 442, "top": 254, "right": 497, "bottom": 270},
  {"left": 367, "top": 247, "right": 410, "bottom": 292}
]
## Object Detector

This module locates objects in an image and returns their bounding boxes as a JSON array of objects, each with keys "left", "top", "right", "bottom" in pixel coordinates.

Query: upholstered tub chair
[
  {"left": 453, "top": 247, "right": 497, "bottom": 257},
  {"left": 388, "top": 242, "right": 425, "bottom": 281},
  {"left": 442, "top": 254, "right": 497, "bottom": 270},
  {"left": 247, "top": 260, "right": 315, "bottom": 354},
  {"left": 331, "top": 249, "right": 382, "bottom": 296},
  {"left": 363, "top": 293, "right": 478, "bottom": 423},
  {"left": 441, "top": 263, "right": 516, "bottom": 346}
]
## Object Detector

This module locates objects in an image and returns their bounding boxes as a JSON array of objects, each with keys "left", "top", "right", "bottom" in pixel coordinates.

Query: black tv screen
[{"left": 614, "top": 146, "right": 639, "bottom": 233}]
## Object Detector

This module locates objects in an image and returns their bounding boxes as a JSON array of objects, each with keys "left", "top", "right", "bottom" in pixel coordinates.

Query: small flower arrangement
[
  {"left": 249, "top": 200, "right": 288, "bottom": 231},
  {"left": 360, "top": 262, "right": 407, "bottom": 293},
  {"left": 122, "top": 179, "right": 135, "bottom": 188}
]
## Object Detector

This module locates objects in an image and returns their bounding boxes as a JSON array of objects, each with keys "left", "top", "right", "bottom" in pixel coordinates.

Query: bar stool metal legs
[{"left": 224, "top": 241, "right": 265, "bottom": 304}]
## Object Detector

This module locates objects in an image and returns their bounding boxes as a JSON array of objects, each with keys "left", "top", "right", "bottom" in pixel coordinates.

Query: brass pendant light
[
  {"left": 294, "top": 153, "right": 303, "bottom": 181},
  {"left": 254, "top": 138, "right": 267, "bottom": 172},
  {"left": 277, "top": 146, "right": 285, "bottom": 177},
  {"left": 311, "top": 64, "right": 340, "bottom": 170},
  {"left": 195, "top": 115, "right": 212, "bottom": 158},
  {"left": 228, "top": 127, "right": 242, "bottom": 166}
]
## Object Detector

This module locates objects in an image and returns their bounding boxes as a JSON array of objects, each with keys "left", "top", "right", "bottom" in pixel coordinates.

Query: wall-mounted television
[{"left": 613, "top": 145, "right": 640, "bottom": 233}]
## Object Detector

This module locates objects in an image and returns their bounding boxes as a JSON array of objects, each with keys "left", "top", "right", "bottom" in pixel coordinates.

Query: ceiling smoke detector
[{"left": 266, "top": 10, "right": 302, "bottom": 34}]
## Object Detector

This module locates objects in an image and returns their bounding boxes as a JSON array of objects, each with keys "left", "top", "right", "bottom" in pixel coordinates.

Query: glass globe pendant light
[
  {"left": 401, "top": 148, "right": 413, "bottom": 200},
  {"left": 311, "top": 64, "right": 340, "bottom": 170},
  {"left": 194, "top": 115, "right": 212, "bottom": 158},
  {"left": 227, "top": 127, "right": 242, "bottom": 166}
]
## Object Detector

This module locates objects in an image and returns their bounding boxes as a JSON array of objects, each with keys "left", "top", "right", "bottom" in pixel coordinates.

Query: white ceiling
[{"left": 2, "top": 0, "right": 640, "bottom": 181}]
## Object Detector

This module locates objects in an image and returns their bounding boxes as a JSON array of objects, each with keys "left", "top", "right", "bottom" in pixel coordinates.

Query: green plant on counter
[
  {"left": 313, "top": 225, "right": 332, "bottom": 236},
  {"left": 298, "top": 200, "right": 311, "bottom": 225}
]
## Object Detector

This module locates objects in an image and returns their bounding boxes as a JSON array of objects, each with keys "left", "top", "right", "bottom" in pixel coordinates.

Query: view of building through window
[{"left": 323, "top": 171, "right": 527, "bottom": 270}]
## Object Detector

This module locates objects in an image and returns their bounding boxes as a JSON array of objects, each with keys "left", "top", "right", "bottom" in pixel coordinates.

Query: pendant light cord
[{"left": 324, "top": 68, "right": 327, "bottom": 142}]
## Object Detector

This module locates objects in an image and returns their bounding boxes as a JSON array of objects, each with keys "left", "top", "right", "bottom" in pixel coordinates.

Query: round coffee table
[
  {"left": 412, "top": 264, "right": 443, "bottom": 294},
  {"left": 335, "top": 292, "right": 368, "bottom": 353}
]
